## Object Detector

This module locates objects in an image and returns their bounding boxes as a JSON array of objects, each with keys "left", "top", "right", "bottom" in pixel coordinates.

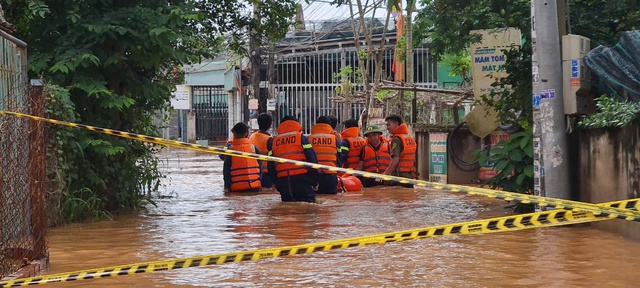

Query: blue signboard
[{"left": 571, "top": 59, "right": 579, "bottom": 78}]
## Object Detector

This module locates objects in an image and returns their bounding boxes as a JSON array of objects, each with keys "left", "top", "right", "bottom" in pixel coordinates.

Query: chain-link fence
[{"left": 0, "top": 30, "right": 47, "bottom": 279}]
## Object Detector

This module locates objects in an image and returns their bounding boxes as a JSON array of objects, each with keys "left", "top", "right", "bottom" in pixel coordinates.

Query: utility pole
[
  {"left": 406, "top": 1, "right": 416, "bottom": 123},
  {"left": 531, "top": 0, "right": 571, "bottom": 203}
]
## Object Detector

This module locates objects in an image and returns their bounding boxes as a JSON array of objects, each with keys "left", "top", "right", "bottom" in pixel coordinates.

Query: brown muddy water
[{"left": 42, "top": 149, "right": 640, "bottom": 287}]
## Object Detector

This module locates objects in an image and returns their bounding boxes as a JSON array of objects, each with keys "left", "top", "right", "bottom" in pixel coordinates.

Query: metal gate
[
  {"left": 273, "top": 46, "right": 438, "bottom": 133},
  {"left": 192, "top": 86, "right": 228, "bottom": 141}
]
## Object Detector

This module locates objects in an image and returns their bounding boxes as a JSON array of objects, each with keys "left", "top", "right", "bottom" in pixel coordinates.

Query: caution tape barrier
[
  {"left": 2, "top": 197, "right": 637, "bottom": 287},
  {"left": 2, "top": 111, "right": 639, "bottom": 221}
]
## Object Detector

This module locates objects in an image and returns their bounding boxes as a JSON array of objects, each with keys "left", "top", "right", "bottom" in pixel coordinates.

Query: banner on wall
[
  {"left": 170, "top": 85, "right": 191, "bottom": 110},
  {"left": 479, "top": 131, "right": 512, "bottom": 180},
  {"left": 429, "top": 133, "right": 448, "bottom": 184}
]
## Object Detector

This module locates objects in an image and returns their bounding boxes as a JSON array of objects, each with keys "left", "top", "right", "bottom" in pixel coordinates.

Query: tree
[
  {"left": 415, "top": 0, "right": 532, "bottom": 127},
  {"left": 569, "top": 0, "right": 639, "bottom": 47},
  {"left": 415, "top": 0, "right": 533, "bottom": 210},
  {"left": 3, "top": 0, "right": 297, "bottom": 222},
  {"left": 440, "top": 51, "right": 472, "bottom": 87},
  {"left": 330, "top": 0, "right": 398, "bottom": 128}
]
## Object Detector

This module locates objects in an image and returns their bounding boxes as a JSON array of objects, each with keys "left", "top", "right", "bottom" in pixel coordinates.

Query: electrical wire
[
  {"left": 274, "top": 0, "right": 388, "bottom": 54},
  {"left": 447, "top": 122, "right": 482, "bottom": 172}
]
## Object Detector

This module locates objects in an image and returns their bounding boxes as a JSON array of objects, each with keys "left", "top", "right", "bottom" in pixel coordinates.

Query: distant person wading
[
  {"left": 223, "top": 123, "right": 262, "bottom": 192},
  {"left": 249, "top": 113, "right": 275, "bottom": 188}
]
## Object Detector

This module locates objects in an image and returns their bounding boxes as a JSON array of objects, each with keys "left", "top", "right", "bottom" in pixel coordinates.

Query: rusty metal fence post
[
  {"left": 28, "top": 82, "right": 46, "bottom": 260},
  {"left": 1, "top": 29, "right": 47, "bottom": 279}
]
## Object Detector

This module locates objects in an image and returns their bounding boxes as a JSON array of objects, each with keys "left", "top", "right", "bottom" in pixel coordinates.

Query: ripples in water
[{"left": 42, "top": 149, "right": 640, "bottom": 287}]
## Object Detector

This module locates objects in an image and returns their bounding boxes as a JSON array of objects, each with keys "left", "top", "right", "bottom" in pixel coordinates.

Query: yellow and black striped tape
[
  {"left": 2, "top": 197, "right": 638, "bottom": 287},
  {"left": 1, "top": 110, "right": 639, "bottom": 221}
]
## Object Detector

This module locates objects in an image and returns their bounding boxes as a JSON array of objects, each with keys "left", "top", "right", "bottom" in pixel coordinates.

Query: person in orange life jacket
[
  {"left": 328, "top": 115, "right": 342, "bottom": 142},
  {"left": 309, "top": 116, "right": 341, "bottom": 194},
  {"left": 339, "top": 119, "right": 367, "bottom": 169},
  {"left": 249, "top": 113, "right": 274, "bottom": 188},
  {"left": 223, "top": 123, "right": 262, "bottom": 192},
  {"left": 357, "top": 125, "right": 392, "bottom": 187},
  {"left": 380, "top": 114, "right": 417, "bottom": 188},
  {"left": 219, "top": 130, "right": 243, "bottom": 161},
  {"left": 267, "top": 116, "right": 319, "bottom": 203},
  {"left": 221, "top": 127, "right": 250, "bottom": 190}
]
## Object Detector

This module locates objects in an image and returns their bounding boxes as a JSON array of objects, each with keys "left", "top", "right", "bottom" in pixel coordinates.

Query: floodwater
[{"left": 41, "top": 149, "right": 640, "bottom": 287}]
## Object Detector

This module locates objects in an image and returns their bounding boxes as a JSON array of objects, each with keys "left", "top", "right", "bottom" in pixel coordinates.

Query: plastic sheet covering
[{"left": 584, "top": 30, "right": 640, "bottom": 100}]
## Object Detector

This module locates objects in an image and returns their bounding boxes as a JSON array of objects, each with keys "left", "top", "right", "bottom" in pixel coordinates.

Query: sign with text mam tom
[
  {"left": 429, "top": 133, "right": 448, "bottom": 184},
  {"left": 171, "top": 85, "right": 191, "bottom": 110},
  {"left": 470, "top": 28, "right": 522, "bottom": 100}
]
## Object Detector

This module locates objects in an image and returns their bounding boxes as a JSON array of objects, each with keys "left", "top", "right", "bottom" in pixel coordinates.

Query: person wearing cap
[
  {"left": 223, "top": 122, "right": 262, "bottom": 192},
  {"left": 382, "top": 114, "right": 417, "bottom": 188},
  {"left": 357, "top": 125, "right": 391, "bottom": 187}
]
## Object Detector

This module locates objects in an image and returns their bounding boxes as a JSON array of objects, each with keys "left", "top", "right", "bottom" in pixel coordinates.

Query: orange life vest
[
  {"left": 271, "top": 120, "right": 308, "bottom": 178},
  {"left": 229, "top": 138, "right": 261, "bottom": 191},
  {"left": 249, "top": 131, "right": 271, "bottom": 173},
  {"left": 391, "top": 123, "right": 417, "bottom": 173},
  {"left": 337, "top": 176, "right": 362, "bottom": 192},
  {"left": 362, "top": 139, "right": 391, "bottom": 173},
  {"left": 340, "top": 127, "right": 367, "bottom": 169},
  {"left": 310, "top": 123, "right": 338, "bottom": 174}
]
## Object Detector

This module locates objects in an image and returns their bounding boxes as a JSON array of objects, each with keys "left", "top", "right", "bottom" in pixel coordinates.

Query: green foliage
[
  {"left": 333, "top": 65, "right": 363, "bottom": 96},
  {"left": 376, "top": 89, "right": 392, "bottom": 101},
  {"left": 415, "top": 0, "right": 530, "bottom": 56},
  {"left": 415, "top": 1, "right": 533, "bottom": 203},
  {"left": 193, "top": 0, "right": 298, "bottom": 53},
  {"left": 44, "top": 84, "right": 111, "bottom": 223},
  {"left": 480, "top": 45, "right": 532, "bottom": 125},
  {"left": 578, "top": 95, "right": 640, "bottom": 128},
  {"left": 4, "top": 0, "right": 297, "bottom": 223},
  {"left": 441, "top": 51, "right": 472, "bottom": 87},
  {"left": 475, "top": 130, "right": 534, "bottom": 213},
  {"left": 415, "top": 0, "right": 532, "bottom": 126},
  {"left": 63, "top": 187, "right": 112, "bottom": 222},
  {"left": 569, "top": 0, "right": 640, "bottom": 47}
]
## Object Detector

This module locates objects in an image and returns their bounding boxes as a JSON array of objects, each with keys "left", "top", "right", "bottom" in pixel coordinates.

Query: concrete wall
[
  {"left": 415, "top": 126, "right": 481, "bottom": 184},
  {"left": 579, "top": 124, "right": 640, "bottom": 241}
]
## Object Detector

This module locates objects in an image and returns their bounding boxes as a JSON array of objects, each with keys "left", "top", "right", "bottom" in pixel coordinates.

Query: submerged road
[{"left": 43, "top": 149, "right": 640, "bottom": 287}]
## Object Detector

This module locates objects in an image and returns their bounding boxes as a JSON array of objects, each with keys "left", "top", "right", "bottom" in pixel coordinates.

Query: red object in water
[{"left": 337, "top": 176, "right": 362, "bottom": 192}]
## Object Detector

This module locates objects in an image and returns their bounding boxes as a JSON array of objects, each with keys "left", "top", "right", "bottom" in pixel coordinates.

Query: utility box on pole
[{"left": 562, "top": 34, "right": 593, "bottom": 115}]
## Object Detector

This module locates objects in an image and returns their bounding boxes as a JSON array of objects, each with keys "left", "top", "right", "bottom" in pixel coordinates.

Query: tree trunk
[{"left": 406, "top": 1, "right": 415, "bottom": 123}]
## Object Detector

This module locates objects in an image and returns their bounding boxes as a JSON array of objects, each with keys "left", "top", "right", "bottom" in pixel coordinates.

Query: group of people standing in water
[{"left": 222, "top": 113, "right": 417, "bottom": 203}]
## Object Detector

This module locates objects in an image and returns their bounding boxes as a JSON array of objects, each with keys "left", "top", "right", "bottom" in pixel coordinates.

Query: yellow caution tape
[
  {"left": 1, "top": 110, "right": 639, "bottom": 221},
  {"left": 1, "top": 197, "right": 637, "bottom": 287}
]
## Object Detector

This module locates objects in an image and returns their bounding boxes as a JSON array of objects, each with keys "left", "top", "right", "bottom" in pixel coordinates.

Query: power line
[{"left": 275, "top": 0, "right": 389, "bottom": 53}]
